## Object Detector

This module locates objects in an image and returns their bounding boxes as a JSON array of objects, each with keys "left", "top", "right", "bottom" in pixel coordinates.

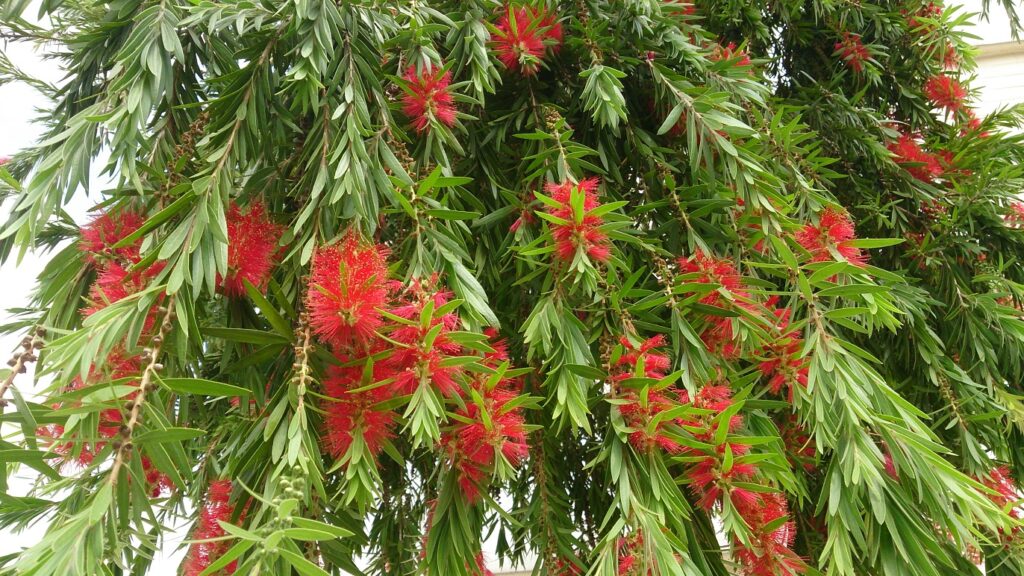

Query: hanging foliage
[{"left": 1, "top": 0, "right": 1024, "bottom": 575}]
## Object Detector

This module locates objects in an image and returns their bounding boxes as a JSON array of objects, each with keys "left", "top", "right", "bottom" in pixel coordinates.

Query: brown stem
[
  {"left": 109, "top": 296, "right": 176, "bottom": 484},
  {"left": 0, "top": 328, "right": 44, "bottom": 408}
]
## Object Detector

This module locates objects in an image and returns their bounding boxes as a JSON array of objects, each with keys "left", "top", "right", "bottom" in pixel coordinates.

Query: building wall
[{"left": 974, "top": 41, "right": 1024, "bottom": 113}]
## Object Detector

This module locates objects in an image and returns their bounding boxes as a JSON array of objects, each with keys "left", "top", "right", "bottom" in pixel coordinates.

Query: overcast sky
[{"left": 0, "top": 3, "right": 1020, "bottom": 575}]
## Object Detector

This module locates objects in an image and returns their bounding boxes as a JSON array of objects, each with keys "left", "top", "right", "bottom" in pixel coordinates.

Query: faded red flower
[
  {"left": 307, "top": 235, "right": 391, "bottom": 349},
  {"left": 219, "top": 201, "right": 284, "bottom": 297},
  {"left": 80, "top": 208, "right": 146, "bottom": 264},
  {"left": 321, "top": 357, "right": 396, "bottom": 463},
  {"left": 401, "top": 65, "right": 457, "bottom": 133},
  {"left": 887, "top": 133, "right": 943, "bottom": 182},
  {"left": 386, "top": 282, "right": 464, "bottom": 397},
  {"left": 923, "top": 74, "right": 967, "bottom": 113},
  {"left": 182, "top": 480, "right": 240, "bottom": 576},
  {"left": 492, "top": 5, "right": 562, "bottom": 75},
  {"left": 711, "top": 42, "right": 752, "bottom": 67},
  {"left": 794, "top": 207, "right": 866, "bottom": 266},
  {"left": 544, "top": 177, "right": 612, "bottom": 263},
  {"left": 834, "top": 32, "right": 869, "bottom": 73}
]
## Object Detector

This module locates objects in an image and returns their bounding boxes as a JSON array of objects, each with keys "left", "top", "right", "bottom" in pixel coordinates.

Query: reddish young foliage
[
  {"left": 321, "top": 358, "right": 396, "bottom": 463},
  {"left": 544, "top": 177, "right": 611, "bottom": 263},
  {"left": 834, "top": 32, "right": 869, "bottom": 73},
  {"left": 923, "top": 73, "right": 967, "bottom": 113},
  {"left": 492, "top": 5, "right": 562, "bottom": 75},
  {"left": 794, "top": 207, "right": 866, "bottom": 266},
  {"left": 182, "top": 480, "right": 239, "bottom": 576},
  {"left": 401, "top": 65, "right": 457, "bottom": 133},
  {"left": 219, "top": 200, "right": 284, "bottom": 297},
  {"left": 80, "top": 208, "right": 146, "bottom": 264},
  {"left": 307, "top": 235, "right": 391, "bottom": 350}
]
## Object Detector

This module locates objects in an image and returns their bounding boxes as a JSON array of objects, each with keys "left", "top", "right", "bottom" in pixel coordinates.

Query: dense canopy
[{"left": 1, "top": 0, "right": 1024, "bottom": 575}]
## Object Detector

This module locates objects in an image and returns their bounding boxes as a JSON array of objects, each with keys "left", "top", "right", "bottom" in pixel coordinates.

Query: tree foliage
[{"left": 1, "top": 0, "right": 1024, "bottom": 575}]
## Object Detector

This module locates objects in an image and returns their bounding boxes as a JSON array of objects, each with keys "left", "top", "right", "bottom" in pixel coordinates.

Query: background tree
[{"left": 1, "top": 0, "right": 1023, "bottom": 575}]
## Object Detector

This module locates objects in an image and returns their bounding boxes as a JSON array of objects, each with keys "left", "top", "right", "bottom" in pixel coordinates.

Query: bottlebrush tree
[{"left": 2, "top": 0, "right": 1024, "bottom": 575}]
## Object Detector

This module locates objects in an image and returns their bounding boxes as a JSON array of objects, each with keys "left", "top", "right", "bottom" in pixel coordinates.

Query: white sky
[{"left": 0, "top": 3, "right": 1021, "bottom": 575}]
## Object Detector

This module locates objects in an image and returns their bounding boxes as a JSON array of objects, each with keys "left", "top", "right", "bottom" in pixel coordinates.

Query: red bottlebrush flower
[
  {"left": 679, "top": 385, "right": 760, "bottom": 510},
  {"left": 544, "top": 177, "right": 612, "bottom": 264},
  {"left": 83, "top": 261, "right": 166, "bottom": 334},
  {"left": 0, "top": 157, "right": 9, "bottom": 165},
  {"left": 907, "top": 2, "right": 943, "bottom": 31},
  {"left": 779, "top": 415, "right": 816, "bottom": 472},
  {"left": 940, "top": 42, "right": 959, "bottom": 69},
  {"left": 182, "top": 480, "right": 240, "bottom": 576},
  {"left": 1006, "top": 202, "right": 1024, "bottom": 228},
  {"left": 442, "top": 381, "right": 528, "bottom": 502},
  {"left": 219, "top": 201, "right": 284, "bottom": 297},
  {"left": 401, "top": 65, "right": 457, "bottom": 133},
  {"left": 732, "top": 492, "right": 806, "bottom": 576},
  {"left": 80, "top": 208, "right": 146, "bottom": 264},
  {"left": 321, "top": 358, "right": 396, "bottom": 463},
  {"left": 794, "top": 207, "right": 866, "bottom": 266},
  {"left": 887, "top": 133, "right": 944, "bottom": 182},
  {"left": 758, "top": 299, "right": 809, "bottom": 399},
  {"left": 142, "top": 456, "right": 174, "bottom": 497},
  {"left": 711, "top": 42, "right": 752, "bottom": 68},
  {"left": 386, "top": 283, "right": 464, "bottom": 397},
  {"left": 978, "top": 466, "right": 1023, "bottom": 519},
  {"left": 834, "top": 32, "right": 869, "bottom": 73},
  {"left": 677, "top": 251, "right": 748, "bottom": 306},
  {"left": 923, "top": 74, "right": 967, "bottom": 113},
  {"left": 492, "top": 5, "right": 562, "bottom": 75},
  {"left": 307, "top": 235, "right": 391, "bottom": 350},
  {"left": 474, "top": 552, "right": 495, "bottom": 576}
]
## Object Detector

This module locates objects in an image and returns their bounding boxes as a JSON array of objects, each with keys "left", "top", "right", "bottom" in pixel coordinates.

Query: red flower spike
[
  {"left": 978, "top": 466, "right": 1024, "bottom": 520},
  {"left": 794, "top": 207, "right": 866, "bottom": 266},
  {"left": 677, "top": 251, "right": 748, "bottom": 306},
  {"left": 834, "top": 32, "right": 869, "bottom": 73},
  {"left": 80, "top": 209, "right": 146, "bottom": 264},
  {"left": 544, "top": 177, "right": 612, "bottom": 264},
  {"left": 887, "top": 133, "right": 944, "bottom": 182},
  {"left": 386, "top": 283, "right": 464, "bottom": 397},
  {"left": 492, "top": 5, "right": 562, "bottom": 75},
  {"left": 182, "top": 480, "right": 240, "bottom": 576},
  {"left": 219, "top": 201, "right": 284, "bottom": 297},
  {"left": 307, "top": 235, "right": 391, "bottom": 350},
  {"left": 321, "top": 358, "right": 397, "bottom": 463},
  {"left": 401, "top": 65, "right": 457, "bottom": 133},
  {"left": 442, "top": 381, "right": 528, "bottom": 502},
  {"left": 758, "top": 302, "right": 809, "bottom": 399},
  {"left": 923, "top": 74, "right": 967, "bottom": 113},
  {"left": 732, "top": 492, "right": 806, "bottom": 576},
  {"left": 611, "top": 336, "right": 681, "bottom": 453}
]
